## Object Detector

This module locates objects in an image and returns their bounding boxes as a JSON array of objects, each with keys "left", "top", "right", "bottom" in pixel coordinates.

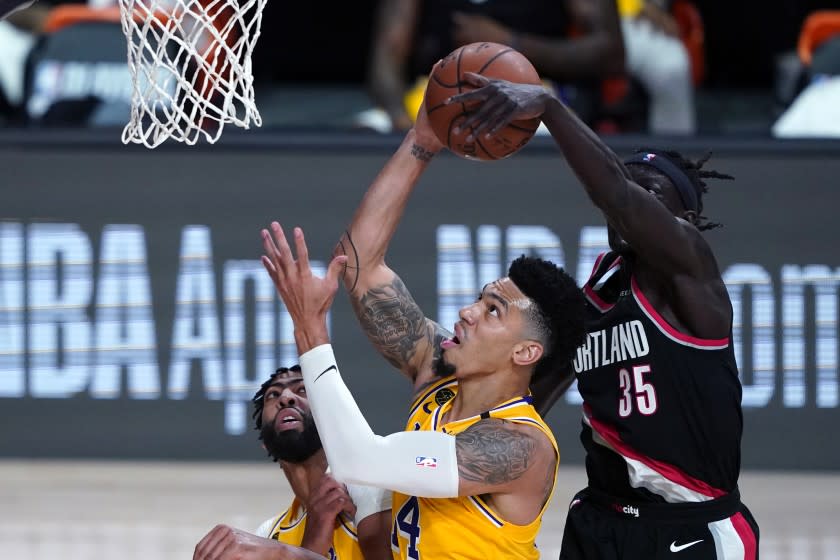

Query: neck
[
  {"left": 280, "top": 449, "right": 328, "bottom": 509},
  {"left": 446, "top": 371, "right": 529, "bottom": 422}
]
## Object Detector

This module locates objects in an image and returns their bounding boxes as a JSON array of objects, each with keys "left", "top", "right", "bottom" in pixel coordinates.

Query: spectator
[
  {"left": 364, "top": 0, "right": 624, "bottom": 131},
  {"left": 618, "top": 0, "right": 696, "bottom": 134}
]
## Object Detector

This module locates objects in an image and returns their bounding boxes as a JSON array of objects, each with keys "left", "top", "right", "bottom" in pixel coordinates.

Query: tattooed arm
[
  {"left": 336, "top": 124, "right": 447, "bottom": 392},
  {"left": 455, "top": 418, "right": 557, "bottom": 523}
]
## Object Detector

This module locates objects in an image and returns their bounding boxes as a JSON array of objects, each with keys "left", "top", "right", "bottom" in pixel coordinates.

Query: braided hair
[{"left": 628, "top": 148, "right": 734, "bottom": 231}]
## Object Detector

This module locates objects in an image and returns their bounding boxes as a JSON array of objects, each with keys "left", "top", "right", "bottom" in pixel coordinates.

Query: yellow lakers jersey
[
  {"left": 392, "top": 376, "right": 559, "bottom": 560},
  {"left": 265, "top": 498, "right": 364, "bottom": 560}
]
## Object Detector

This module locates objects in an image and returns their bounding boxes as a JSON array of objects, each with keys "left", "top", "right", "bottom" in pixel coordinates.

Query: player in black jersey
[{"left": 449, "top": 75, "right": 760, "bottom": 559}]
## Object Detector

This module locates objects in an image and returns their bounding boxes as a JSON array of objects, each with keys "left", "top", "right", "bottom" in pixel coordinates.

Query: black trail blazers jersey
[{"left": 575, "top": 251, "right": 743, "bottom": 503}]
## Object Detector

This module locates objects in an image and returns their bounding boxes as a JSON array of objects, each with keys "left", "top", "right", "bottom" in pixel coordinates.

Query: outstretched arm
[
  {"left": 449, "top": 76, "right": 721, "bottom": 289},
  {"left": 261, "top": 227, "right": 555, "bottom": 517},
  {"left": 336, "top": 107, "right": 449, "bottom": 392},
  {"left": 299, "top": 344, "right": 555, "bottom": 509}
]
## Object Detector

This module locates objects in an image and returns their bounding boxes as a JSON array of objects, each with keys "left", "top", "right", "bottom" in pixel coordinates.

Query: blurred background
[{"left": 1, "top": 0, "right": 839, "bottom": 559}]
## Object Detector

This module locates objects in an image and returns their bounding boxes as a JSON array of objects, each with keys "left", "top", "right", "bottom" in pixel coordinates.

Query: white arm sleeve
[
  {"left": 347, "top": 484, "right": 393, "bottom": 526},
  {"left": 254, "top": 516, "right": 275, "bottom": 538},
  {"left": 300, "top": 344, "right": 459, "bottom": 498}
]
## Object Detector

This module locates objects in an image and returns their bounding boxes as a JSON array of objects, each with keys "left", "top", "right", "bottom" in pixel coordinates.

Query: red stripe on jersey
[
  {"left": 731, "top": 512, "right": 757, "bottom": 560},
  {"left": 584, "top": 283, "right": 615, "bottom": 312},
  {"left": 630, "top": 276, "right": 729, "bottom": 349},
  {"left": 588, "top": 252, "right": 607, "bottom": 281},
  {"left": 585, "top": 404, "right": 727, "bottom": 499}
]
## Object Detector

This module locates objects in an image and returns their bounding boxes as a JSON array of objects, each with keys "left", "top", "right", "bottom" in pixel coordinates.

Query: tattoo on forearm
[
  {"left": 456, "top": 419, "right": 536, "bottom": 485},
  {"left": 336, "top": 230, "right": 361, "bottom": 293},
  {"left": 351, "top": 276, "right": 428, "bottom": 370},
  {"left": 411, "top": 143, "right": 435, "bottom": 162}
]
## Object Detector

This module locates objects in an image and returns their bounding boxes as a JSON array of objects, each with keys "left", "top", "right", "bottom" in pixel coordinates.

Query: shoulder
[
  {"left": 407, "top": 376, "right": 458, "bottom": 421},
  {"left": 458, "top": 418, "right": 555, "bottom": 461}
]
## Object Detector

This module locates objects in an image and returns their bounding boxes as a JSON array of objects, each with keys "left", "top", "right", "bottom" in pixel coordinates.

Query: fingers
[
  {"left": 326, "top": 254, "right": 348, "bottom": 288},
  {"left": 260, "top": 254, "right": 277, "bottom": 277},
  {"left": 270, "top": 222, "right": 294, "bottom": 272},
  {"left": 465, "top": 99, "right": 517, "bottom": 140},
  {"left": 261, "top": 229, "right": 282, "bottom": 279},
  {"left": 342, "top": 497, "right": 358, "bottom": 519},
  {"left": 462, "top": 72, "right": 489, "bottom": 88},
  {"left": 194, "top": 525, "right": 234, "bottom": 560},
  {"left": 310, "top": 474, "right": 343, "bottom": 502},
  {"left": 445, "top": 74, "right": 492, "bottom": 105},
  {"left": 293, "top": 227, "right": 311, "bottom": 276}
]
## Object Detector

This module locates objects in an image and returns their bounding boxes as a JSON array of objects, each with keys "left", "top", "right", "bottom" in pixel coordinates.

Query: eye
[
  {"left": 265, "top": 389, "right": 279, "bottom": 400},
  {"left": 488, "top": 305, "right": 499, "bottom": 317},
  {"left": 297, "top": 386, "right": 307, "bottom": 396}
]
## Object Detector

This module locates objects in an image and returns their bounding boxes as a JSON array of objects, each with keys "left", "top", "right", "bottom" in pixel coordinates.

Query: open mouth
[
  {"left": 440, "top": 324, "right": 463, "bottom": 349},
  {"left": 274, "top": 409, "right": 303, "bottom": 431}
]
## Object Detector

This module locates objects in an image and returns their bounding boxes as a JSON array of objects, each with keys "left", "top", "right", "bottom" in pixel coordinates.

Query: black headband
[{"left": 624, "top": 152, "right": 699, "bottom": 213}]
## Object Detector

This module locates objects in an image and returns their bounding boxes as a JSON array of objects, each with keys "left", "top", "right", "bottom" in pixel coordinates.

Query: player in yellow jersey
[
  {"left": 260, "top": 217, "right": 587, "bottom": 560},
  {"left": 193, "top": 365, "right": 392, "bottom": 560}
]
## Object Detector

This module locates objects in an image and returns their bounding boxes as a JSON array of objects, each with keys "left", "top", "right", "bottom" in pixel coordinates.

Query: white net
[{"left": 118, "top": 0, "right": 266, "bottom": 148}]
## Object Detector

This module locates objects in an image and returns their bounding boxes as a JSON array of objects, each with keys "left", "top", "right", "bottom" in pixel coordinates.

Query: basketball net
[{"left": 118, "top": 0, "right": 266, "bottom": 148}]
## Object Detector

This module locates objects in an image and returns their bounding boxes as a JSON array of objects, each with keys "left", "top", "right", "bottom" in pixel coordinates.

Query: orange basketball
[{"left": 424, "top": 42, "right": 542, "bottom": 161}]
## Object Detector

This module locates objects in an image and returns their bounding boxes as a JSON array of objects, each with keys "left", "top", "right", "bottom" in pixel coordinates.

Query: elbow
[{"left": 329, "top": 453, "right": 370, "bottom": 486}]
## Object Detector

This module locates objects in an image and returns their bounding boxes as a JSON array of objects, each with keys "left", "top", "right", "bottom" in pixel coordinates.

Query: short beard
[
  {"left": 260, "top": 412, "right": 323, "bottom": 464},
  {"left": 432, "top": 350, "right": 456, "bottom": 378}
]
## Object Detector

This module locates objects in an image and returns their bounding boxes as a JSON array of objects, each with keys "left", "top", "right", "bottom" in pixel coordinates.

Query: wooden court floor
[{"left": 1, "top": 461, "right": 838, "bottom": 559}]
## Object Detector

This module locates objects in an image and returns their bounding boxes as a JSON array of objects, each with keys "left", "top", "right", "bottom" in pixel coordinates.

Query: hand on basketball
[
  {"left": 301, "top": 473, "right": 357, "bottom": 557},
  {"left": 446, "top": 72, "right": 549, "bottom": 142},
  {"left": 261, "top": 223, "right": 347, "bottom": 353},
  {"left": 193, "top": 524, "right": 299, "bottom": 560}
]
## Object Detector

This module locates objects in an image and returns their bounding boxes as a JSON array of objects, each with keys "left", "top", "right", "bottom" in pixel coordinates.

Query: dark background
[
  {"left": 253, "top": 0, "right": 840, "bottom": 88},
  {"left": 0, "top": 133, "right": 838, "bottom": 469}
]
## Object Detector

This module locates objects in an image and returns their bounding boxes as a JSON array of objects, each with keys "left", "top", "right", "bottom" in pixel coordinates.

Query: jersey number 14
[{"left": 392, "top": 496, "right": 421, "bottom": 559}]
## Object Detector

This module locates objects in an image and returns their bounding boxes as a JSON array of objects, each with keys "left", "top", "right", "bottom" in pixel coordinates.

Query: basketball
[{"left": 424, "top": 42, "right": 542, "bottom": 161}]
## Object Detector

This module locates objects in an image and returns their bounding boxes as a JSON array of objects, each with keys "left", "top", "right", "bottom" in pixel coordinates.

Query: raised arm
[
  {"left": 449, "top": 76, "right": 719, "bottom": 287},
  {"left": 261, "top": 227, "right": 555, "bottom": 523},
  {"left": 368, "top": 0, "right": 420, "bottom": 131},
  {"left": 335, "top": 109, "right": 449, "bottom": 391}
]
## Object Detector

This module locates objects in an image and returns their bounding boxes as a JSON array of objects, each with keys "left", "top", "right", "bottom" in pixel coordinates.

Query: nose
[
  {"left": 459, "top": 302, "right": 478, "bottom": 324},
  {"left": 277, "top": 387, "right": 297, "bottom": 408}
]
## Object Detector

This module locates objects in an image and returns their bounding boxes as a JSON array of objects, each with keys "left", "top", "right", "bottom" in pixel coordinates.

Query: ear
[
  {"left": 512, "top": 340, "right": 543, "bottom": 367},
  {"left": 681, "top": 209, "right": 699, "bottom": 225}
]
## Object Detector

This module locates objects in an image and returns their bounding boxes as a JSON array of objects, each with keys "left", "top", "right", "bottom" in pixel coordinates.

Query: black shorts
[{"left": 559, "top": 488, "right": 760, "bottom": 560}]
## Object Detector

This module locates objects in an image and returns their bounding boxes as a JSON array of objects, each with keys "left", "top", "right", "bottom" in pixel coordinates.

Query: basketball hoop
[{"left": 118, "top": 0, "right": 266, "bottom": 148}]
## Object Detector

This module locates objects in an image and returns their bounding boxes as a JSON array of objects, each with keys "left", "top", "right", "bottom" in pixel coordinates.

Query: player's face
[
  {"left": 439, "top": 278, "right": 536, "bottom": 378},
  {"left": 260, "top": 376, "right": 323, "bottom": 464}
]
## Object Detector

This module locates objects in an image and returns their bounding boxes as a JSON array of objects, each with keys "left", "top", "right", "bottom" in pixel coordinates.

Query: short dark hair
[
  {"left": 627, "top": 148, "right": 734, "bottom": 231},
  {"left": 252, "top": 365, "right": 301, "bottom": 432},
  {"left": 507, "top": 256, "right": 587, "bottom": 380}
]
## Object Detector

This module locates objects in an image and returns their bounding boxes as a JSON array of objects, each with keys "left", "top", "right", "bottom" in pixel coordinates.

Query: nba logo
[
  {"left": 415, "top": 456, "right": 438, "bottom": 468},
  {"left": 643, "top": 153, "right": 656, "bottom": 161}
]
